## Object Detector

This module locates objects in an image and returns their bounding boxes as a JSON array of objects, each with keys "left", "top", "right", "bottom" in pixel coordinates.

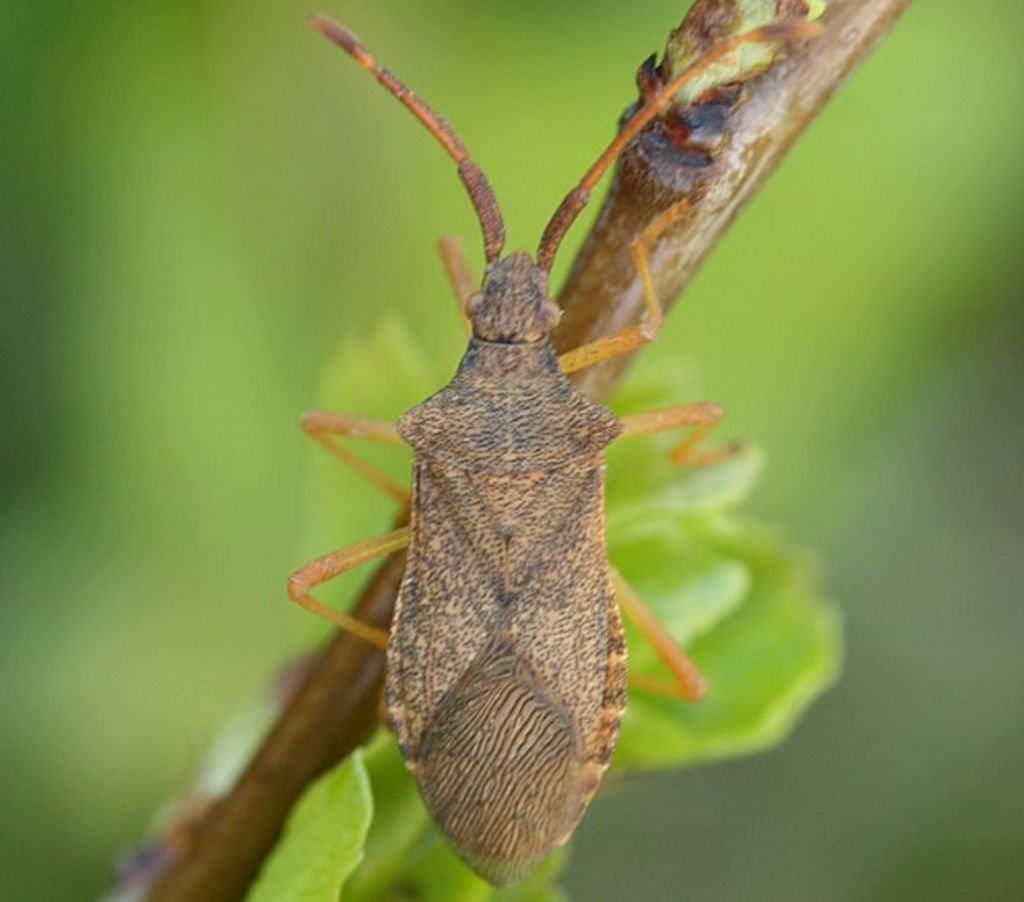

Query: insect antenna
[
  {"left": 312, "top": 13, "right": 506, "bottom": 263},
  {"left": 536, "top": 19, "right": 822, "bottom": 272}
]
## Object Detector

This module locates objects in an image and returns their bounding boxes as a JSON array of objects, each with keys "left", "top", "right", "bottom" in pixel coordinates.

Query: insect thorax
[{"left": 397, "top": 337, "right": 622, "bottom": 471}]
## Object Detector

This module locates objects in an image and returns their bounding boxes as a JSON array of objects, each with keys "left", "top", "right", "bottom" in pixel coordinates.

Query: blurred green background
[{"left": 2, "top": 1, "right": 1022, "bottom": 899}]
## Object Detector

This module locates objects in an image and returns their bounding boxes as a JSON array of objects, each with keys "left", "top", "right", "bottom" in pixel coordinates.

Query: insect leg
[
  {"left": 557, "top": 196, "right": 692, "bottom": 374},
  {"left": 619, "top": 400, "right": 738, "bottom": 468},
  {"left": 287, "top": 527, "right": 410, "bottom": 648},
  {"left": 438, "top": 235, "right": 476, "bottom": 335},
  {"left": 302, "top": 410, "right": 409, "bottom": 503},
  {"left": 611, "top": 568, "right": 706, "bottom": 702}
]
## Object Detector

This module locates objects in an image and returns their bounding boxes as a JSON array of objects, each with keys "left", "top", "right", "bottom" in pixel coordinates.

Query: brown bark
[{"left": 146, "top": 1, "right": 913, "bottom": 898}]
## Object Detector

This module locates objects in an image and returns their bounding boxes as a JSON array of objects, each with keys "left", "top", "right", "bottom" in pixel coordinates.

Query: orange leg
[
  {"left": 612, "top": 568, "right": 706, "bottom": 702},
  {"left": 438, "top": 235, "right": 477, "bottom": 335},
  {"left": 558, "top": 196, "right": 692, "bottom": 375},
  {"left": 619, "top": 400, "right": 737, "bottom": 468},
  {"left": 287, "top": 527, "right": 410, "bottom": 648},
  {"left": 302, "top": 410, "right": 409, "bottom": 504}
]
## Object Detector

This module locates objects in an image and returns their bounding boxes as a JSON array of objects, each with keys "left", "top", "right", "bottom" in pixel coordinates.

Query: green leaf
[
  {"left": 614, "top": 530, "right": 841, "bottom": 768},
  {"left": 606, "top": 375, "right": 841, "bottom": 769},
  {"left": 247, "top": 750, "right": 373, "bottom": 902},
  {"left": 344, "top": 735, "right": 430, "bottom": 901},
  {"left": 609, "top": 444, "right": 764, "bottom": 528}
]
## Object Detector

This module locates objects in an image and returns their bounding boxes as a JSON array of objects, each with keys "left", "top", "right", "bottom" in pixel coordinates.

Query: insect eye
[
  {"left": 541, "top": 300, "right": 562, "bottom": 329},
  {"left": 466, "top": 293, "right": 484, "bottom": 317}
]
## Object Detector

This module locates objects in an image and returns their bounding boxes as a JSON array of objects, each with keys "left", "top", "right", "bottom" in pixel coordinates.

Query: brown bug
[{"left": 289, "top": 12, "right": 818, "bottom": 884}]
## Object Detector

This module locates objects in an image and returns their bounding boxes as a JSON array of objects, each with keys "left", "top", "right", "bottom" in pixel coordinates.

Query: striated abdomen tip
[{"left": 413, "top": 639, "right": 587, "bottom": 885}]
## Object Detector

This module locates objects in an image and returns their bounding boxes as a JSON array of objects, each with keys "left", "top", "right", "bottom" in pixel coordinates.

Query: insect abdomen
[{"left": 415, "top": 636, "right": 585, "bottom": 885}]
